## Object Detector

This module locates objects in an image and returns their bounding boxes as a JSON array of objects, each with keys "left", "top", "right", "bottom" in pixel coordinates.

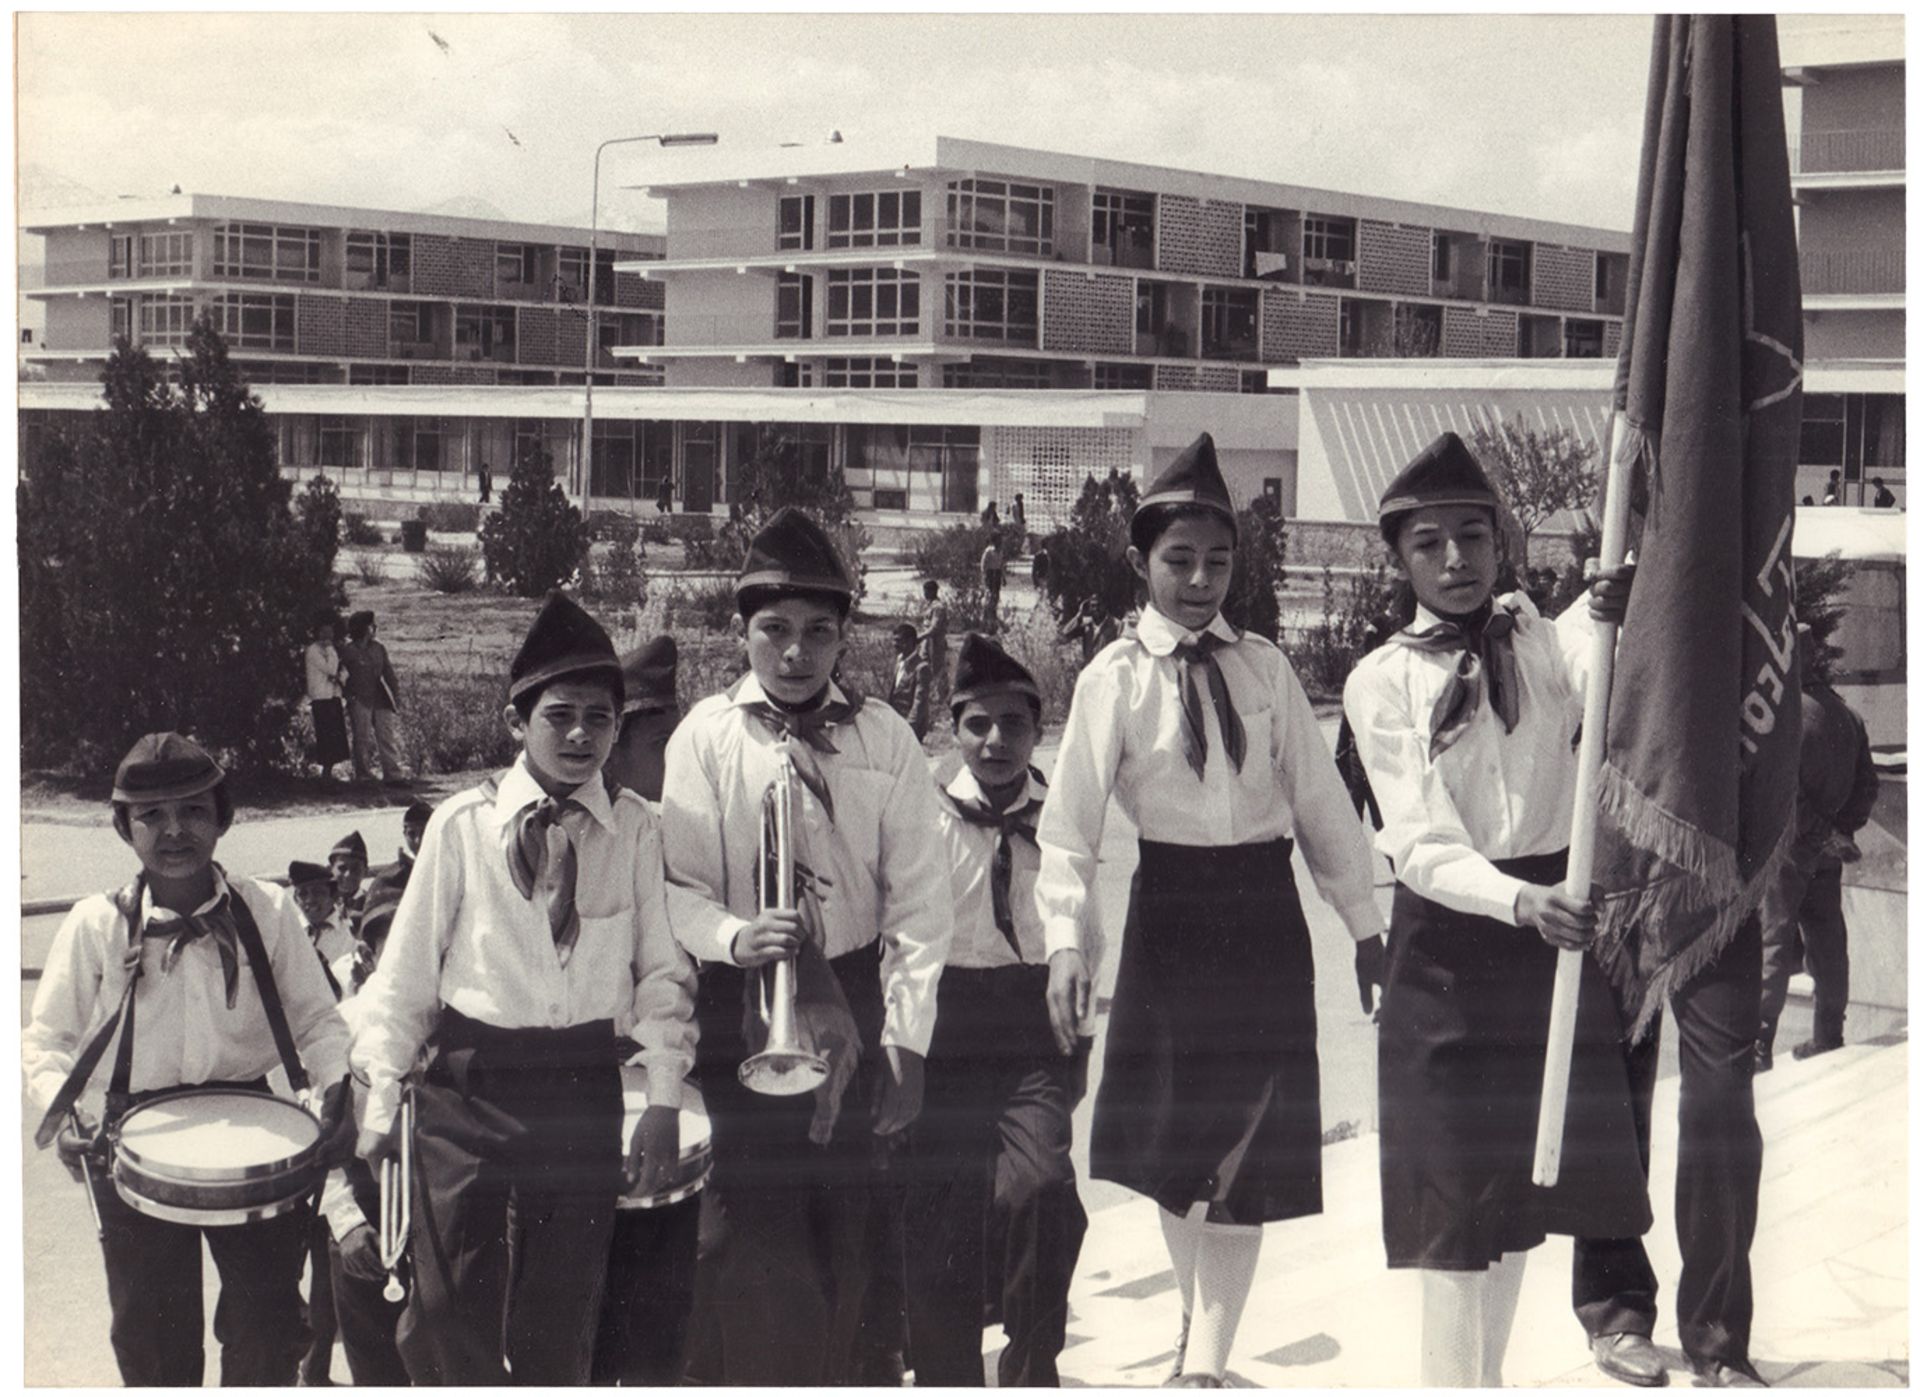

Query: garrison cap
[
  {"left": 736, "top": 506, "right": 854, "bottom": 599},
  {"left": 111, "top": 732, "right": 225, "bottom": 805},
  {"left": 287, "top": 860, "right": 332, "bottom": 888},
  {"left": 950, "top": 632, "right": 1042, "bottom": 716},
  {"left": 509, "top": 591, "right": 624, "bottom": 709},
  {"left": 619, "top": 635, "right": 680, "bottom": 716},
  {"left": 1377, "top": 432, "right": 1501, "bottom": 539},
  {"left": 329, "top": 830, "right": 368, "bottom": 864}
]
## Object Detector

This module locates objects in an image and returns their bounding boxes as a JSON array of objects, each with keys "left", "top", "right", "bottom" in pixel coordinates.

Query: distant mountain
[
  {"left": 19, "top": 164, "right": 104, "bottom": 212},
  {"left": 417, "top": 194, "right": 514, "bottom": 223}
]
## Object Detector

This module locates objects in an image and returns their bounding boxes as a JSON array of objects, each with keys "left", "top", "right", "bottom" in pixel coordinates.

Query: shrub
[
  {"left": 1284, "top": 562, "right": 1412, "bottom": 701},
  {"left": 718, "top": 431, "right": 871, "bottom": 603},
  {"left": 1037, "top": 471, "right": 1141, "bottom": 625},
  {"left": 910, "top": 523, "right": 1001, "bottom": 632},
  {"left": 405, "top": 655, "right": 518, "bottom": 774},
  {"left": 584, "top": 529, "right": 648, "bottom": 607},
  {"left": 479, "top": 446, "right": 590, "bottom": 597},
  {"left": 294, "top": 474, "right": 344, "bottom": 574},
  {"left": 1795, "top": 551, "right": 1856, "bottom": 687},
  {"left": 419, "top": 545, "right": 478, "bottom": 595},
  {"left": 1221, "top": 499, "right": 1288, "bottom": 642},
  {"left": 1469, "top": 413, "right": 1601, "bottom": 572},
  {"left": 658, "top": 575, "right": 741, "bottom": 634},
  {"left": 417, "top": 501, "right": 481, "bottom": 533},
  {"left": 343, "top": 511, "right": 384, "bottom": 546}
]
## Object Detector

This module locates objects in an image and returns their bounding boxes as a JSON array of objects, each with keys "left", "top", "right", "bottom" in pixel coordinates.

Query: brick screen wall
[
  {"left": 412, "top": 236, "right": 456, "bottom": 296},
  {"left": 449, "top": 365, "right": 497, "bottom": 385},
  {"left": 1040, "top": 269, "right": 1134, "bottom": 355},
  {"left": 346, "top": 300, "right": 388, "bottom": 357},
  {"left": 614, "top": 272, "right": 665, "bottom": 311},
  {"left": 988, "top": 425, "right": 1138, "bottom": 532},
  {"left": 554, "top": 312, "right": 587, "bottom": 367},
  {"left": 1262, "top": 289, "right": 1340, "bottom": 362},
  {"left": 520, "top": 306, "right": 558, "bottom": 365},
  {"left": 449, "top": 238, "right": 495, "bottom": 299},
  {"left": 1157, "top": 194, "right": 1242, "bottom": 278},
  {"left": 296, "top": 295, "right": 348, "bottom": 356},
  {"left": 1357, "top": 220, "right": 1433, "bottom": 297},
  {"left": 1531, "top": 245, "right": 1595, "bottom": 313},
  {"left": 412, "top": 364, "right": 454, "bottom": 384},
  {"left": 1603, "top": 320, "right": 1622, "bottom": 358},
  {"left": 1442, "top": 305, "right": 1520, "bottom": 357}
]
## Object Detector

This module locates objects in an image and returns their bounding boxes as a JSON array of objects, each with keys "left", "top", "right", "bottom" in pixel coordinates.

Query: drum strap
[
  {"left": 226, "top": 886, "right": 312, "bottom": 1097},
  {"left": 32, "top": 877, "right": 147, "bottom": 1148}
]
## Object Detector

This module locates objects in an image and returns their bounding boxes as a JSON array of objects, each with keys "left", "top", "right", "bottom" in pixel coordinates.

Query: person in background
[
  {"left": 605, "top": 636, "right": 681, "bottom": 803},
  {"left": 477, "top": 460, "right": 492, "bottom": 506},
  {"left": 1870, "top": 476, "right": 1897, "bottom": 509},
  {"left": 1031, "top": 542, "right": 1051, "bottom": 593},
  {"left": 981, "top": 537, "right": 1006, "bottom": 632},
  {"left": 1012, "top": 492, "right": 1028, "bottom": 537},
  {"left": 340, "top": 611, "right": 408, "bottom": 788},
  {"left": 657, "top": 473, "right": 675, "bottom": 515},
  {"left": 888, "top": 622, "right": 934, "bottom": 741},
  {"left": 1057, "top": 593, "right": 1119, "bottom": 667},
  {"left": 1822, "top": 470, "right": 1842, "bottom": 505},
  {"left": 329, "top": 831, "right": 370, "bottom": 935},
  {"left": 982, "top": 500, "right": 1001, "bottom": 530},
  {"left": 919, "top": 578, "right": 952, "bottom": 707},
  {"left": 306, "top": 611, "right": 352, "bottom": 781}
]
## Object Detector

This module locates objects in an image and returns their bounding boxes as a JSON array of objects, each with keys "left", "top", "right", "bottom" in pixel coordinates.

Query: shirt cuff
[
  {"left": 643, "top": 1061, "right": 686, "bottom": 1111},
  {"left": 1041, "top": 917, "right": 1083, "bottom": 963},
  {"left": 1475, "top": 871, "right": 1531, "bottom": 927},
  {"left": 321, "top": 1172, "right": 368, "bottom": 1242},
  {"left": 362, "top": 1076, "right": 401, "bottom": 1140},
  {"left": 880, "top": 1011, "right": 935, "bottom": 1059}
]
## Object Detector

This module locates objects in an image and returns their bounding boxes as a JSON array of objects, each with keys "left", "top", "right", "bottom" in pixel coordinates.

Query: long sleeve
[
  {"left": 1273, "top": 660, "right": 1385, "bottom": 941},
  {"left": 380, "top": 647, "right": 401, "bottom": 709},
  {"left": 908, "top": 662, "right": 932, "bottom": 737},
  {"left": 628, "top": 819, "right": 699, "bottom": 1110},
  {"left": 873, "top": 727, "right": 955, "bottom": 1056},
  {"left": 253, "top": 883, "right": 350, "bottom": 1091},
  {"left": 351, "top": 813, "right": 462, "bottom": 1137},
  {"left": 1344, "top": 659, "right": 1529, "bottom": 924},
  {"left": 22, "top": 901, "right": 115, "bottom": 1116},
  {"left": 660, "top": 717, "right": 744, "bottom": 966},
  {"left": 1834, "top": 709, "right": 1880, "bottom": 836},
  {"left": 1035, "top": 658, "right": 1126, "bottom": 967}
]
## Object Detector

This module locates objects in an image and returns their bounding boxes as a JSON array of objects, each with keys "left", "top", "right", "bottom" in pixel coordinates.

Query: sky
[{"left": 17, "top": 12, "right": 1666, "bottom": 239}]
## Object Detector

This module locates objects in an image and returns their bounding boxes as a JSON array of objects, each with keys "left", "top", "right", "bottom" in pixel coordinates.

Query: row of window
[
  {"left": 213, "top": 223, "right": 323, "bottom": 283},
  {"left": 108, "top": 231, "right": 196, "bottom": 280},
  {"left": 780, "top": 267, "right": 1043, "bottom": 342}
]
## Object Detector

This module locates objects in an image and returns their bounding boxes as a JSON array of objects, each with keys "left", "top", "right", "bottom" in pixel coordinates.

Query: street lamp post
[{"left": 582, "top": 131, "right": 717, "bottom": 519}]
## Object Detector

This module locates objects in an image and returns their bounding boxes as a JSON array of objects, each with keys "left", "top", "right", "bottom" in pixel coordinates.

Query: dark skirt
[
  {"left": 1377, "top": 849, "right": 1653, "bottom": 1270},
  {"left": 1090, "top": 837, "right": 1322, "bottom": 1225},
  {"left": 309, "top": 697, "right": 350, "bottom": 768}
]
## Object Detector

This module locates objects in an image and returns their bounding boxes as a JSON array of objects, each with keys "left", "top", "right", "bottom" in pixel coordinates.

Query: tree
[
  {"left": 716, "top": 429, "right": 871, "bottom": 602},
  {"left": 479, "top": 444, "right": 590, "bottom": 597},
  {"left": 1794, "top": 551, "right": 1855, "bottom": 687},
  {"left": 1220, "top": 495, "right": 1288, "bottom": 641},
  {"left": 18, "top": 325, "right": 336, "bottom": 774},
  {"left": 1036, "top": 471, "right": 1140, "bottom": 622},
  {"left": 1469, "top": 413, "right": 1601, "bottom": 571},
  {"left": 293, "top": 473, "right": 344, "bottom": 577}
]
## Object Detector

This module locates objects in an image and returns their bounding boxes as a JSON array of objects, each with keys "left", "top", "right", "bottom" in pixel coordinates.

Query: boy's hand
[
  {"left": 1046, "top": 948, "right": 1093, "bottom": 1055},
  {"left": 54, "top": 1110, "right": 105, "bottom": 1185},
  {"left": 1515, "top": 885, "right": 1598, "bottom": 951},
  {"left": 731, "top": 911, "right": 805, "bottom": 967},
  {"left": 627, "top": 1104, "right": 681, "bottom": 1200},
  {"left": 871, "top": 1046, "right": 925, "bottom": 1135},
  {"left": 356, "top": 1118, "right": 403, "bottom": 1164},
  {"left": 1353, "top": 935, "right": 1387, "bottom": 1015},
  {"left": 1586, "top": 562, "right": 1637, "bottom": 625},
  {"left": 337, "top": 1222, "right": 386, "bottom": 1284}
]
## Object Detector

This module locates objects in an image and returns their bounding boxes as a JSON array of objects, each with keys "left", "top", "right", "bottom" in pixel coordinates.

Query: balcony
[
  {"left": 1801, "top": 248, "right": 1905, "bottom": 297},
  {"left": 1486, "top": 279, "right": 1531, "bottom": 307},
  {"left": 1792, "top": 127, "right": 1904, "bottom": 176}
]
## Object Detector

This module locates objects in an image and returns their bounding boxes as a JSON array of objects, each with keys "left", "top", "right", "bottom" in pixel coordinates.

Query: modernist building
[{"left": 22, "top": 139, "right": 1638, "bottom": 529}]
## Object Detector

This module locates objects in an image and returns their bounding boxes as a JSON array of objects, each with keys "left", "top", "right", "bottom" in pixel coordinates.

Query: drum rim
[
  {"left": 113, "top": 1087, "right": 322, "bottom": 1184},
  {"left": 112, "top": 1180, "right": 312, "bottom": 1228}
]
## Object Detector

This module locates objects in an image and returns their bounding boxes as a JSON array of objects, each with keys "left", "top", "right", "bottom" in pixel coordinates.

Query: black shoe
[
  {"left": 1791, "top": 1037, "right": 1844, "bottom": 1061},
  {"left": 1592, "top": 1333, "right": 1668, "bottom": 1387},
  {"left": 1690, "top": 1358, "right": 1767, "bottom": 1387},
  {"left": 1753, "top": 1040, "right": 1774, "bottom": 1074}
]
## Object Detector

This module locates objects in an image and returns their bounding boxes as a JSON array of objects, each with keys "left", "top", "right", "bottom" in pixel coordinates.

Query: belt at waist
[
  {"left": 433, "top": 1007, "right": 616, "bottom": 1065},
  {"left": 1137, "top": 835, "right": 1295, "bottom": 876}
]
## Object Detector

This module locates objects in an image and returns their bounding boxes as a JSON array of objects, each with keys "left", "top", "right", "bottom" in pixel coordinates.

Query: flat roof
[
  {"left": 1778, "top": 14, "right": 1904, "bottom": 75},
  {"left": 21, "top": 193, "right": 662, "bottom": 252},
  {"left": 1269, "top": 356, "right": 1906, "bottom": 395},
  {"left": 632, "top": 134, "right": 1631, "bottom": 252}
]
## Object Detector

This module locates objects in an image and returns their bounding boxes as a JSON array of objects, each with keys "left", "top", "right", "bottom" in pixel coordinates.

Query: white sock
[
  {"left": 1421, "top": 1268, "right": 1483, "bottom": 1387},
  {"left": 1157, "top": 1204, "right": 1200, "bottom": 1334},
  {"left": 1182, "top": 1221, "right": 1264, "bottom": 1380},
  {"left": 1479, "top": 1250, "right": 1529, "bottom": 1387}
]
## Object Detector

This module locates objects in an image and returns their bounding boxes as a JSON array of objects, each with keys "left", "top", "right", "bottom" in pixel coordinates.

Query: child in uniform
[
  {"left": 329, "top": 830, "right": 370, "bottom": 934},
  {"left": 661, "top": 506, "right": 955, "bottom": 1386},
  {"left": 1342, "top": 432, "right": 1650, "bottom": 1387},
  {"left": 888, "top": 621, "right": 934, "bottom": 740},
  {"left": 907, "top": 633, "right": 1089, "bottom": 1387},
  {"left": 24, "top": 732, "right": 352, "bottom": 1386},
  {"left": 351, "top": 592, "right": 731, "bottom": 1383},
  {"left": 1036, "top": 434, "right": 1386, "bottom": 1388}
]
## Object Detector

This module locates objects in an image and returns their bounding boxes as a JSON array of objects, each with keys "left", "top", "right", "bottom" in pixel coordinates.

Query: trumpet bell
[{"left": 739, "top": 1046, "right": 829, "bottom": 1096}]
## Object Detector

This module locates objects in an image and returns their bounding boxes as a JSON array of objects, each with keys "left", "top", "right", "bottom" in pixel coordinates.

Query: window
[
  {"left": 109, "top": 235, "right": 134, "bottom": 279},
  {"left": 555, "top": 248, "right": 588, "bottom": 303},
  {"left": 778, "top": 361, "right": 816, "bottom": 388},
  {"left": 319, "top": 416, "right": 363, "bottom": 469},
  {"left": 778, "top": 195, "right": 815, "bottom": 252},
  {"left": 1394, "top": 303, "right": 1442, "bottom": 356},
  {"left": 401, "top": 418, "right": 446, "bottom": 473},
  {"left": 821, "top": 357, "right": 919, "bottom": 388},
  {"left": 138, "top": 293, "right": 197, "bottom": 347},
  {"left": 943, "top": 268, "right": 1039, "bottom": 342},
  {"left": 946, "top": 179, "right": 1053, "bottom": 256},
  {"left": 1487, "top": 240, "right": 1531, "bottom": 302},
  {"left": 1094, "top": 361, "right": 1154, "bottom": 390},
  {"left": 1302, "top": 215, "right": 1356, "bottom": 263},
  {"left": 390, "top": 302, "right": 435, "bottom": 351},
  {"left": 210, "top": 293, "right": 295, "bottom": 350},
  {"left": 1092, "top": 189, "right": 1155, "bottom": 268},
  {"left": 496, "top": 243, "right": 538, "bottom": 287},
  {"left": 777, "top": 272, "right": 814, "bottom": 339},
  {"left": 212, "top": 223, "right": 321, "bottom": 282},
  {"left": 110, "top": 297, "right": 132, "bottom": 343},
  {"left": 455, "top": 306, "right": 517, "bottom": 361},
  {"left": 1565, "top": 319, "right": 1604, "bottom": 358},
  {"left": 846, "top": 424, "right": 978, "bottom": 511},
  {"left": 237, "top": 360, "right": 339, "bottom": 385},
  {"left": 1200, "top": 288, "right": 1259, "bottom": 360},
  {"left": 346, "top": 231, "right": 412, "bottom": 290},
  {"left": 1338, "top": 300, "right": 1362, "bottom": 357},
  {"left": 941, "top": 358, "right": 1053, "bottom": 389},
  {"left": 348, "top": 364, "right": 410, "bottom": 385},
  {"left": 1594, "top": 257, "right": 1611, "bottom": 302},
  {"left": 1240, "top": 371, "right": 1270, "bottom": 394},
  {"left": 138, "top": 232, "right": 194, "bottom": 277},
  {"left": 825, "top": 268, "right": 920, "bottom": 337},
  {"left": 1799, "top": 394, "right": 1845, "bottom": 467},
  {"left": 826, "top": 190, "right": 922, "bottom": 249},
  {"left": 1432, "top": 237, "right": 1452, "bottom": 283},
  {"left": 593, "top": 250, "right": 618, "bottom": 306}
]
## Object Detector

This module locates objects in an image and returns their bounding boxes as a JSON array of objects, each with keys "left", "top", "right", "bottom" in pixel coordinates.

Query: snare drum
[
  {"left": 617, "top": 1068, "right": 712, "bottom": 1211},
  {"left": 111, "top": 1088, "right": 323, "bottom": 1227}
]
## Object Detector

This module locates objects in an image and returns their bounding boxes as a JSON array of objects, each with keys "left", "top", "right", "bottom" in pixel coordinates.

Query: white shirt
[
  {"left": 1036, "top": 605, "right": 1386, "bottom": 969},
  {"left": 350, "top": 755, "right": 711, "bottom": 1137},
  {"left": 302, "top": 913, "right": 358, "bottom": 993},
  {"left": 1342, "top": 592, "right": 1594, "bottom": 924},
  {"left": 24, "top": 870, "right": 350, "bottom": 1117},
  {"left": 938, "top": 767, "right": 1048, "bottom": 970},
  {"left": 661, "top": 675, "right": 956, "bottom": 1056},
  {"left": 305, "top": 641, "right": 345, "bottom": 702}
]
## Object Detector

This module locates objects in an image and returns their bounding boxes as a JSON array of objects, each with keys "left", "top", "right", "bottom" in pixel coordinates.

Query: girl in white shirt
[{"left": 303, "top": 612, "right": 350, "bottom": 779}]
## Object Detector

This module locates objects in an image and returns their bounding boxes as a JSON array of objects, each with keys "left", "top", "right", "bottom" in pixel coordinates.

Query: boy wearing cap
[
  {"left": 1342, "top": 431, "right": 1654, "bottom": 1387},
  {"left": 660, "top": 505, "right": 955, "bottom": 1385},
  {"left": 906, "top": 633, "right": 1088, "bottom": 1387},
  {"left": 329, "top": 830, "right": 370, "bottom": 934},
  {"left": 888, "top": 621, "right": 934, "bottom": 740},
  {"left": 351, "top": 592, "right": 736, "bottom": 1384},
  {"left": 606, "top": 635, "right": 681, "bottom": 803},
  {"left": 24, "top": 733, "right": 353, "bottom": 1386},
  {"left": 1036, "top": 433, "right": 1385, "bottom": 1387}
]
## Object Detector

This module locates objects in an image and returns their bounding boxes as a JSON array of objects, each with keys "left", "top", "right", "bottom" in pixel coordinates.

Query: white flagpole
[{"left": 1533, "top": 409, "right": 1638, "bottom": 1187}]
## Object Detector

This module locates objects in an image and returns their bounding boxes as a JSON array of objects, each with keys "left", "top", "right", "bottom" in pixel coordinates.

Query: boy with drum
[
  {"left": 24, "top": 732, "right": 353, "bottom": 1385},
  {"left": 906, "top": 633, "right": 1089, "bottom": 1386},
  {"left": 659, "top": 506, "right": 955, "bottom": 1385},
  {"left": 350, "top": 592, "right": 735, "bottom": 1384}
]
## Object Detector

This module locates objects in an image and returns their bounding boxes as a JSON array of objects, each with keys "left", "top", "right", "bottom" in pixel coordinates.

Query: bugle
[
  {"left": 379, "top": 1089, "right": 414, "bottom": 1302},
  {"left": 740, "top": 757, "right": 830, "bottom": 1096}
]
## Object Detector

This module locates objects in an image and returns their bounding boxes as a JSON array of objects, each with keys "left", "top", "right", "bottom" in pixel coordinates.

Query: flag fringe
[{"left": 1590, "top": 763, "right": 1797, "bottom": 1041}]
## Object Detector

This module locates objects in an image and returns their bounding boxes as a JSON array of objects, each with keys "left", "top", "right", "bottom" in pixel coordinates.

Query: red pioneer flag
[{"left": 1591, "top": 15, "right": 1805, "bottom": 1037}]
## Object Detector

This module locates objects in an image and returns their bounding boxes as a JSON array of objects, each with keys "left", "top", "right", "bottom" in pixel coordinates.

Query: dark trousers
[
  {"left": 591, "top": 1199, "right": 702, "bottom": 1385},
  {"left": 691, "top": 945, "right": 886, "bottom": 1386},
  {"left": 395, "top": 1012, "right": 621, "bottom": 1385},
  {"left": 1759, "top": 861, "right": 1849, "bottom": 1049},
  {"left": 326, "top": 1235, "right": 411, "bottom": 1386},
  {"left": 90, "top": 1170, "right": 310, "bottom": 1386},
  {"left": 1572, "top": 1020, "right": 1663, "bottom": 1339},
  {"left": 905, "top": 966, "right": 1089, "bottom": 1388},
  {"left": 300, "top": 1218, "right": 340, "bottom": 1383}
]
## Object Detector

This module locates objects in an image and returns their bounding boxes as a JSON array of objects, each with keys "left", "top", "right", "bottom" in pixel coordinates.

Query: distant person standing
[
  {"left": 340, "top": 611, "right": 407, "bottom": 788},
  {"left": 656, "top": 473, "right": 674, "bottom": 515},
  {"left": 1822, "top": 470, "right": 1842, "bottom": 505},
  {"left": 1011, "top": 492, "right": 1027, "bottom": 536},
  {"left": 919, "top": 579, "right": 951, "bottom": 706},
  {"left": 477, "top": 460, "right": 493, "bottom": 505},
  {"left": 888, "top": 622, "right": 934, "bottom": 741},
  {"left": 1031, "top": 542, "right": 1051, "bottom": 593},
  {"left": 1871, "top": 476, "right": 1897, "bottom": 508},
  {"left": 981, "top": 500, "right": 1000, "bottom": 529},
  {"left": 304, "top": 611, "right": 351, "bottom": 780},
  {"left": 980, "top": 538, "right": 1005, "bottom": 631}
]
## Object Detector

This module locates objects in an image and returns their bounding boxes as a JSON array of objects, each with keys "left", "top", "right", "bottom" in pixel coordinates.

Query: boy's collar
[
  {"left": 1134, "top": 604, "right": 1238, "bottom": 657},
  {"left": 730, "top": 672, "right": 849, "bottom": 712},
  {"left": 495, "top": 754, "right": 615, "bottom": 830},
  {"left": 945, "top": 764, "right": 1041, "bottom": 814},
  {"left": 143, "top": 865, "right": 230, "bottom": 921}
]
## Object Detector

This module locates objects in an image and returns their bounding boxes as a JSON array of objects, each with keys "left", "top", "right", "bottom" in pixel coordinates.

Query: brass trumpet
[
  {"left": 378, "top": 1089, "right": 414, "bottom": 1303},
  {"left": 740, "top": 757, "right": 830, "bottom": 1096}
]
